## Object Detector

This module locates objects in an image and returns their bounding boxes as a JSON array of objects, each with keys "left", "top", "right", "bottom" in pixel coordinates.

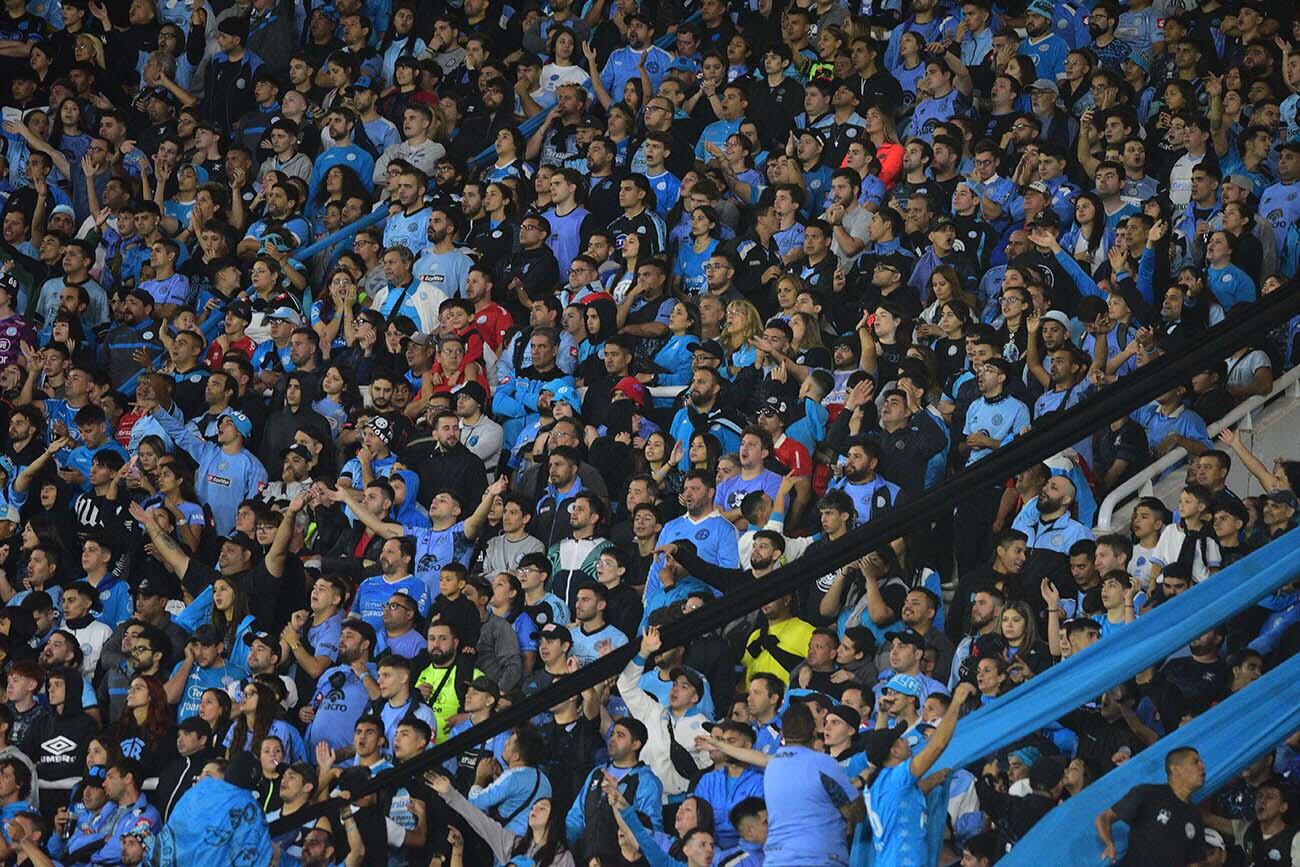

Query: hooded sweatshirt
[{"left": 22, "top": 668, "right": 97, "bottom": 810}]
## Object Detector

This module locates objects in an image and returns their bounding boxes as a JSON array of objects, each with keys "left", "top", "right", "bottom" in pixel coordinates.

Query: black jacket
[{"left": 398, "top": 439, "right": 488, "bottom": 511}]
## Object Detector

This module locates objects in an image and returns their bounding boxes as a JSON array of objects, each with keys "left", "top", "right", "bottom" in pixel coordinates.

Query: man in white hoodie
[{"left": 616, "top": 625, "right": 711, "bottom": 808}]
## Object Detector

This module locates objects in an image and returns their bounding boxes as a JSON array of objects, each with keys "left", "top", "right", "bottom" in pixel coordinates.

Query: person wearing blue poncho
[{"left": 146, "top": 756, "right": 273, "bottom": 867}]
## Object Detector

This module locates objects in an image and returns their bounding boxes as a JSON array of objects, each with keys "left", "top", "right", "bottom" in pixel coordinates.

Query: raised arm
[
  {"left": 910, "top": 682, "right": 977, "bottom": 778},
  {"left": 1217, "top": 428, "right": 1274, "bottom": 491},
  {"left": 265, "top": 494, "right": 306, "bottom": 578},
  {"left": 14, "top": 435, "right": 69, "bottom": 495},
  {"left": 464, "top": 476, "right": 507, "bottom": 540},
  {"left": 3, "top": 120, "right": 69, "bottom": 178},
  {"left": 693, "top": 732, "right": 771, "bottom": 769},
  {"left": 128, "top": 501, "right": 192, "bottom": 578},
  {"left": 329, "top": 485, "right": 404, "bottom": 539}
]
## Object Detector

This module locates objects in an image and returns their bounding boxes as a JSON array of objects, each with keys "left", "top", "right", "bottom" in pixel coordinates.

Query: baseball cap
[
  {"left": 454, "top": 381, "right": 488, "bottom": 408},
  {"left": 532, "top": 623, "right": 572, "bottom": 644},
  {"left": 1226, "top": 174, "right": 1256, "bottom": 193},
  {"left": 862, "top": 725, "right": 906, "bottom": 766},
  {"left": 133, "top": 575, "right": 177, "bottom": 599},
  {"left": 883, "top": 673, "right": 923, "bottom": 698},
  {"left": 223, "top": 530, "right": 259, "bottom": 554},
  {"left": 1026, "top": 181, "right": 1051, "bottom": 196},
  {"left": 667, "top": 56, "right": 699, "bottom": 73},
  {"left": 1041, "top": 310, "right": 1071, "bottom": 329},
  {"left": 757, "top": 394, "right": 791, "bottom": 423},
  {"left": 1029, "top": 78, "right": 1059, "bottom": 95},
  {"left": 686, "top": 338, "right": 725, "bottom": 359},
  {"left": 191, "top": 623, "right": 224, "bottom": 645},
  {"left": 408, "top": 332, "right": 437, "bottom": 347},
  {"left": 283, "top": 443, "right": 313, "bottom": 463},
  {"left": 1030, "top": 209, "right": 1062, "bottom": 229},
  {"left": 242, "top": 628, "right": 277, "bottom": 649},
  {"left": 352, "top": 75, "right": 375, "bottom": 92},
  {"left": 885, "top": 628, "right": 927, "bottom": 650},
  {"left": 266, "top": 306, "right": 304, "bottom": 325},
  {"left": 611, "top": 376, "right": 647, "bottom": 407},
  {"left": 668, "top": 667, "right": 705, "bottom": 699},
  {"left": 219, "top": 410, "right": 254, "bottom": 438},
  {"left": 467, "top": 675, "right": 500, "bottom": 698},
  {"left": 1266, "top": 490, "right": 1299, "bottom": 510},
  {"left": 81, "top": 765, "right": 108, "bottom": 789},
  {"left": 50, "top": 204, "right": 76, "bottom": 219},
  {"left": 928, "top": 214, "right": 954, "bottom": 233}
]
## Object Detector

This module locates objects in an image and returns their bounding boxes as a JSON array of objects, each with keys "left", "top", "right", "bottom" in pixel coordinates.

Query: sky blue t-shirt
[
  {"left": 866, "top": 762, "right": 927, "bottom": 867},
  {"left": 171, "top": 659, "right": 241, "bottom": 722},
  {"left": 351, "top": 574, "right": 431, "bottom": 631},
  {"left": 763, "top": 744, "right": 859, "bottom": 866},
  {"left": 407, "top": 520, "right": 473, "bottom": 575},
  {"left": 715, "top": 469, "right": 783, "bottom": 513},
  {"left": 674, "top": 238, "right": 718, "bottom": 296}
]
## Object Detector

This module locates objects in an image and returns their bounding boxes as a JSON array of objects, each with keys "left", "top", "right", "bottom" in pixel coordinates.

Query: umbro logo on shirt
[{"left": 42, "top": 735, "right": 77, "bottom": 756}]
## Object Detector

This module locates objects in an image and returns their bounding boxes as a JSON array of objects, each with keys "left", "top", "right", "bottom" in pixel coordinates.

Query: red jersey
[
  {"left": 772, "top": 434, "right": 812, "bottom": 477},
  {"left": 471, "top": 303, "right": 514, "bottom": 354},
  {"left": 206, "top": 335, "right": 256, "bottom": 370}
]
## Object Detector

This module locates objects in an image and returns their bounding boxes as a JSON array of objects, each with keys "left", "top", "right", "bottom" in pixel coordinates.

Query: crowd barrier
[
  {"left": 270, "top": 225, "right": 1300, "bottom": 837},
  {"left": 1004, "top": 649, "right": 1300, "bottom": 864}
]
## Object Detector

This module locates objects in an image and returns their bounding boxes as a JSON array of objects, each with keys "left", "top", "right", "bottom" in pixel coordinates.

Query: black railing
[{"left": 271, "top": 281, "right": 1300, "bottom": 834}]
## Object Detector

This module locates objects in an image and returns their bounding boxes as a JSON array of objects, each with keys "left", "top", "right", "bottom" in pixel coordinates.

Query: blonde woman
[
  {"left": 721, "top": 300, "right": 762, "bottom": 377},
  {"left": 864, "top": 105, "right": 903, "bottom": 187}
]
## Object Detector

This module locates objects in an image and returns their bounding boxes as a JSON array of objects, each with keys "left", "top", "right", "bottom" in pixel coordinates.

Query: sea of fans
[{"left": 0, "top": 0, "right": 1294, "bottom": 863}]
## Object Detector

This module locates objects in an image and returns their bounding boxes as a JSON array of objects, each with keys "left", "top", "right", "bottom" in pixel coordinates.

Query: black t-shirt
[
  {"left": 1093, "top": 419, "right": 1149, "bottom": 488},
  {"left": 1159, "top": 656, "right": 1229, "bottom": 714},
  {"left": 1112, "top": 783, "right": 1204, "bottom": 867}
]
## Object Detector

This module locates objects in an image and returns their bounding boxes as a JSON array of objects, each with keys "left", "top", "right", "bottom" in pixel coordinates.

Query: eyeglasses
[{"left": 384, "top": 601, "right": 415, "bottom": 613}]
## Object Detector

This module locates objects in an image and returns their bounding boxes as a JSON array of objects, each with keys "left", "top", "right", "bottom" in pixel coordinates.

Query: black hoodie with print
[{"left": 21, "top": 667, "right": 98, "bottom": 814}]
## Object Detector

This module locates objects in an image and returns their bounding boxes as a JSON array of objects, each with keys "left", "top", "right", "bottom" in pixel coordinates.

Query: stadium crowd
[{"left": 0, "top": 0, "right": 1293, "bottom": 862}]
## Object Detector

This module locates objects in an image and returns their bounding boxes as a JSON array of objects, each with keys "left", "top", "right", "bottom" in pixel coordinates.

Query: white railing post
[{"left": 1094, "top": 365, "right": 1300, "bottom": 531}]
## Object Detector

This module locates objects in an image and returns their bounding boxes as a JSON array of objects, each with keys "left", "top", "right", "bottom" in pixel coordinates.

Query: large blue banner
[
  {"left": 1004, "top": 650, "right": 1300, "bottom": 864},
  {"left": 923, "top": 529, "right": 1300, "bottom": 861},
  {"left": 146, "top": 778, "right": 273, "bottom": 867}
]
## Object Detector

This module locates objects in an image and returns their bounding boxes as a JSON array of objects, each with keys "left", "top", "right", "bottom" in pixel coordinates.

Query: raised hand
[
  {"left": 639, "top": 624, "right": 662, "bottom": 657},
  {"left": 1040, "top": 578, "right": 1060, "bottom": 608}
]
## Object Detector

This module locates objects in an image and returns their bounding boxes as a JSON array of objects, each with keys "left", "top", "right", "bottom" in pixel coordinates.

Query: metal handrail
[
  {"left": 1094, "top": 363, "right": 1300, "bottom": 530},
  {"left": 290, "top": 204, "right": 389, "bottom": 262}
]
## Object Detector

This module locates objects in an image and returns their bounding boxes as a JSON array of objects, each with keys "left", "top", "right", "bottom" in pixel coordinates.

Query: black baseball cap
[
  {"left": 885, "top": 628, "right": 927, "bottom": 649},
  {"left": 532, "top": 623, "right": 572, "bottom": 644},
  {"left": 686, "top": 338, "right": 725, "bottom": 359}
]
